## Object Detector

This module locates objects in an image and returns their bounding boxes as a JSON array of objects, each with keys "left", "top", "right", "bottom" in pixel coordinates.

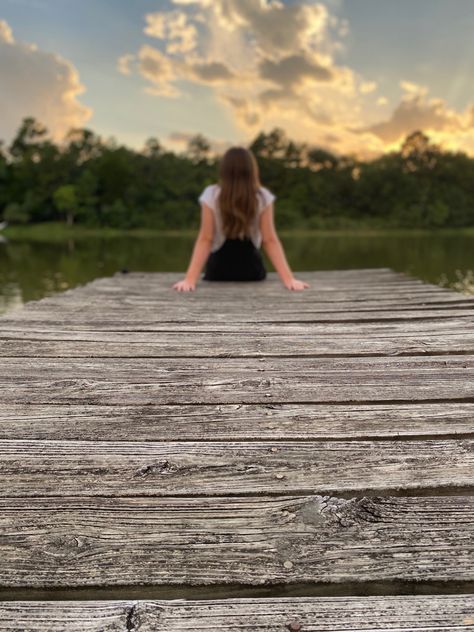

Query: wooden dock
[{"left": 0, "top": 268, "right": 473, "bottom": 630}]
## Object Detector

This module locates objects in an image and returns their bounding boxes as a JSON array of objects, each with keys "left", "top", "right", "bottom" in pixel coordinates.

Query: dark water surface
[{"left": 1, "top": 231, "right": 473, "bottom": 314}]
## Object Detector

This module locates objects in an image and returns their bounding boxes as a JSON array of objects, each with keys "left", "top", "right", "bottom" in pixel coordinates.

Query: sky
[{"left": 1, "top": 0, "right": 474, "bottom": 158}]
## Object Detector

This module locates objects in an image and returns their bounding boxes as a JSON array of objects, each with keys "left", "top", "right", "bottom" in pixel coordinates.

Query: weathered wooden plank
[
  {"left": 3, "top": 354, "right": 474, "bottom": 375},
  {"left": 3, "top": 271, "right": 471, "bottom": 326},
  {"left": 67, "top": 268, "right": 425, "bottom": 288},
  {"left": 70, "top": 277, "right": 468, "bottom": 296},
  {"left": 1, "top": 402, "right": 472, "bottom": 441},
  {"left": 72, "top": 289, "right": 465, "bottom": 302},
  {"left": 59, "top": 292, "right": 469, "bottom": 309},
  {"left": 2, "top": 307, "right": 472, "bottom": 326},
  {"left": 0, "top": 439, "right": 471, "bottom": 496},
  {"left": 68, "top": 269, "right": 452, "bottom": 290},
  {"left": 125, "top": 596, "right": 474, "bottom": 631},
  {"left": 15, "top": 299, "right": 474, "bottom": 318},
  {"left": 13, "top": 275, "right": 436, "bottom": 298},
  {"left": 10, "top": 304, "right": 474, "bottom": 319},
  {"left": 1, "top": 356, "right": 472, "bottom": 404},
  {"left": 17, "top": 284, "right": 470, "bottom": 302},
  {"left": 0, "top": 495, "right": 472, "bottom": 586},
  {"left": 7, "top": 287, "right": 473, "bottom": 312},
  {"left": 0, "top": 602, "right": 131, "bottom": 631},
  {"left": 0, "top": 596, "right": 473, "bottom": 631},
  {"left": 0, "top": 317, "right": 471, "bottom": 336},
  {"left": 2, "top": 332, "right": 473, "bottom": 357}
]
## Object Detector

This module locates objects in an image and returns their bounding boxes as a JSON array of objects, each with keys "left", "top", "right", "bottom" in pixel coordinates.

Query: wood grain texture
[
  {"left": 0, "top": 269, "right": 473, "bottom": 606},
  {"left": 0, "top": 438, "right": 472, "bottom": 496},
  {"left": 1, "top": 316, "right": 472, "bottom": 336},
  {"left": 1, "top": 317, "right": 473, "bottom": 336},
  {"left": 136, "top": 595, "right": 474, "bottom": 631},
  {"left": 1, "top": 402, "right": 472, "bottom": 440},
  {"left": 2, "top": 270, "right": 472, "bottom": 328},
  {"left": 1, "top": 356, "right": 472, "bottom": 404},
  {"left": 15, "top": 292, "right": 474, "bottom": 309},
  {"left": 0, "top": 495, "right": 472, "bottom": 587},
  {"left": 0, "top": 596, "right": 473, "bottom": 631},
  {"left": 2, "top": 333, "right": 474, "bottom": 357},
  {"left": 2, "top": 307, "right": 473, "bottom": 325},
  {"left": 0, "top": 602, "right": 131, "bottom": 631}
]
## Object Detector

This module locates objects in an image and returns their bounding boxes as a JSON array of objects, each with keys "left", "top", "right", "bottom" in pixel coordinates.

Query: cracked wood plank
[
  {"left": 2, "top": 307, "right": 473, "bottom": 325},
  {"left": 135, "top": 595, "right": 474, "bottom": 631},
  {"left": 1, "top": 402, "right": 473, "bottom": 441},
  {"left": 0, "top": 315, "right": 474, "bottom": 342},
  {"left": 0, "top": 601, "right": 133, "bottom": 631},
  {"left": 1, "top": 332, "right": 473, "bottom": 357},
  {"left": 0, "top": 495, "right": 472, "bottom": 587},
  {"left": 13, "top": 292, "right": 474, "bottom": 310},
  {"left": 0, "top": 595, "right": 473, "bottom": 630},
  {"left": 0, "top": 356, "right": 472, "bottom": 404},
  {"left": 0, "top": 439, "right": 471, "bottom": 496},
  {"left": 0, "top": 317, "right": 472, "bottom": 336}
]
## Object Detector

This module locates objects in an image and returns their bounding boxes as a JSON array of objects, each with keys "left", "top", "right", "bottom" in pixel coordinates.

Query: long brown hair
[{"left": 217, "top": 147, "right": 264, "bottom": 239}]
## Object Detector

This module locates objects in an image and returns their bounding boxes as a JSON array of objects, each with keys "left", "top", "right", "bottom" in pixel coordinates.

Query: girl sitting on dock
[{"left": 172, "top": 146, "right": 310, "bottom": 292}]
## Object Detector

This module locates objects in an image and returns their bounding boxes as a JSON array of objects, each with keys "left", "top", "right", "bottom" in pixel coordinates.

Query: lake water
[{"left": 1, "top": 231, "right": 473, "bottom": 314}]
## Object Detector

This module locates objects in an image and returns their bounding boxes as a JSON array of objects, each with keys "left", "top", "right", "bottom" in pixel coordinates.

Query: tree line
[{"left": 0, "top": 117, "right": 473, "bottom": 230}]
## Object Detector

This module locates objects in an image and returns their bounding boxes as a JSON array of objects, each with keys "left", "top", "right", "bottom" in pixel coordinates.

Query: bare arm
[
  {"left": 259, "top": 203, "right": 309, "bottom": 291},
  {"left": 172, "top": 203, "right": 215, "bottom": 291}
]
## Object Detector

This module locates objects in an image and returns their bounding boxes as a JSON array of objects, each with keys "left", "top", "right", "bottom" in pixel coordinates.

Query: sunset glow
[{"left": 1, "top": 0, "right": 474, "bottom": 156}]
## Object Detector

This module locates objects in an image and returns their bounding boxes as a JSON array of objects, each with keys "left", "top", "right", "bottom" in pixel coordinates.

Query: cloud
[
  {"left": 0, "top": 19, "right": 14, "bottom": 44},
  {"left": 137, "top": 45, "right": 182, "bottom": 97},
  {"left": 399, "top": 80, "right": 428, "bottom": 97},
  {"left": 117, "top": 53, "right": 134, "bottom": 76},
  {"left": 367, "top": 82, "right": 471, "bottom": 145},
  {"left": 119, "top": 44, "right": 237, "bottom": 97},
  {"left": 118, "top": 0, "right": 373, "bottom": 154},
  {"left": 0, "top": 19, "right": 91, "bottom": 143},
  {"left": 188, "top": 60, "right": 235, "bottom": 82},
  {"left": 118, "top": 2, "right": 474, "bottom": 157},
  {"left": 144, "top": 10, "right": 198, "bottom": 54},
  {"left": 359, "top": 80, "right": 377, "bottom": 94},
  {"left": 258, "top": 54, "right": 333, "bottom": 88}
]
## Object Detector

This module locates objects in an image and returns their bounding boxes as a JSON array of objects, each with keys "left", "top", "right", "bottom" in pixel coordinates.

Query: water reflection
[{"left": 0, "top": 232, "right": 473, "bottom": 314}]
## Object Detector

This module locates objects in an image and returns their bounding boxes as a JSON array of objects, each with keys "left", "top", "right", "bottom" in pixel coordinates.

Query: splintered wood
[{"left": 0, "top": 268, "right": 473, "bottom": 630}]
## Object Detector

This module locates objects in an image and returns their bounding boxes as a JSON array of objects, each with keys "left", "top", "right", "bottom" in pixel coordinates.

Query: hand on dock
[
  {"left": 284, "top": 278, "right": 310, "bottom": 291},
  {"left": 172, "top": 279, "right": 196, "bottom": 292}
]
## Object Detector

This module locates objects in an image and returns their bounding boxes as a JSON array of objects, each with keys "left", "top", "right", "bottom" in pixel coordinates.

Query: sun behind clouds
[
  {"left": 117, "top": 0, "right": 474, "bottom": 158},
  {"left": 1, "top": 1, "right": 474, "bottom": 158}
]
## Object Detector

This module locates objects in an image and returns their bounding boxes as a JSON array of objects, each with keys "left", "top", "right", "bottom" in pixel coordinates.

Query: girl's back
[
  {"left": 198, "top": 183, "right": 276, "bottom": 254},
  {"left": 172, "top": 146, "right": 309, "bottom": 291}
]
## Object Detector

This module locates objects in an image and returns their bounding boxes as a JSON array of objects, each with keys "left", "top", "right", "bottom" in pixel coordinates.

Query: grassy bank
[{"left": 3, "top": 222, "right": 474, "bottom": 241}]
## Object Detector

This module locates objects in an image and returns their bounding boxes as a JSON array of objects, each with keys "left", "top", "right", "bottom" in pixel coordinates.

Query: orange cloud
[
  {"left": 117, "top": 2, "right": 474, "bottom": 157},
  {"left": 366, "top": 81, "right": 474, "bottom": 147}
]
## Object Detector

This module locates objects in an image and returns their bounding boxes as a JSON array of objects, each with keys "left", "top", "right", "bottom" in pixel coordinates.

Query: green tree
[
  {"left": 53, "top": 185, "right": 78, "bottom": 225},
  {"left": 186, "top": 134, "right": 211, "bottom": 164}
]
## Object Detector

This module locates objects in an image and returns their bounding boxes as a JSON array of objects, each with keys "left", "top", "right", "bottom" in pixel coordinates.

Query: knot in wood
[
  {"left": 134, "top": 460, "right": 174, "bottom": 478},
  {"left": 287, "top": 622, "right": 302, "bottom": 631},
  {"left": 46, "top": 534, "right": 85, "bottom": 558},
  {"left": 296, "top": 495, "right": 374, "bottom": 528}
]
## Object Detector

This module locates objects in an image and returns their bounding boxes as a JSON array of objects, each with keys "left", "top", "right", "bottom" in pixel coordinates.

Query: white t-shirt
[{"left": 198, "top": 183, "right": 276, "bottom": 253}]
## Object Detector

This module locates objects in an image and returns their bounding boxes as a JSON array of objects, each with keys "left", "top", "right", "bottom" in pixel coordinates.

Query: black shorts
[{"left": 203, "top": 237, "right": 267, "bottom": 281}]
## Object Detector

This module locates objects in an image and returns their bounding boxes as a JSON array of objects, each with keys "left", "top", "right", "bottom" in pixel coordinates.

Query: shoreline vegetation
[
  {"left": 1, "top": 119, "right": 474, "bottom": 232},
  {"left": 3, "top": 222, "right": 474, "bottom": 241}
]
